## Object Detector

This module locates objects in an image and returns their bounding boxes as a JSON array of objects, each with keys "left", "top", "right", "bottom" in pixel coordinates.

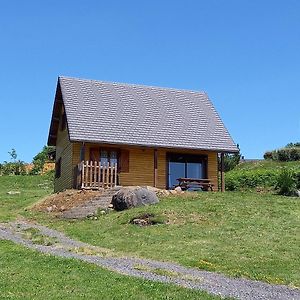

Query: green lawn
[
  {"left": 1, "top": 175, "right": 300, "bottom": 292},
  {"left": 0, "top": 175, "right": 52, "bottom": 221},
  {"left": 0, "top": 240, "right": 219, "bottom": 300},
  {"left": 32, "top": 192, "right": 300, "bottom": 288}
]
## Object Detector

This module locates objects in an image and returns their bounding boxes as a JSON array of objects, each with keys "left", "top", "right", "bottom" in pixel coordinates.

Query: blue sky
[{"left": 0, "top": 0, "right": 299, "bottom": 162}]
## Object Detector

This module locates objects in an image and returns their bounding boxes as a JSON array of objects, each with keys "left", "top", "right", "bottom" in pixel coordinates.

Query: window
[
  {"left": 167, "top": 153, "right": 207, "bottom": 189},
  {"left": 55, "top": 158, "right": 61, "bottom": 178},
  {"left": 100, "top": 150, "right": 118, "bottom": 166},
  {"left": 90, "top": 148, "right": 119, "bottom": 166}
]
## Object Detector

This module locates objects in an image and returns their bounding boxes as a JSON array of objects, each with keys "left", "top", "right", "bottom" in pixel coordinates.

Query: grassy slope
[
  {"left": 1, "top": 175, "right": 300, "bottom": 289},
  {"left": 225, "top": 160, "right": 300, "bottom": 190},
  {"left": 31, "top": 192, "right": 300, "bottom": 288},
  {"left": 0, "top": 240, "right": 218, "bottom": 300},
  {"left": 0, "top": 175, "right": 52, "bottom": 221},
  {"left": 234, "top": 160, "right": 300, "bottom": 171},
  {"left": 0, "top": 176, "right": 220, "bottom": 300}
]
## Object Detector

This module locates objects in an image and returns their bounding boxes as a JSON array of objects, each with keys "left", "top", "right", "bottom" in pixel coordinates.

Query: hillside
[{"left": 226, "top": 160, "right": 300, "bottom": 191}]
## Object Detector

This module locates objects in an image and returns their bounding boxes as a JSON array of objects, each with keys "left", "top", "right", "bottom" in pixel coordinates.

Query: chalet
[{"left": 48, "top": 76, "right": 238, "bottom": 192}]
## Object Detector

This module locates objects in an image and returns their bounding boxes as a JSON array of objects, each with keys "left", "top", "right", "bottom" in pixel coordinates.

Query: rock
[
  {"left": 46, "top": 206, "right": 53, "bottom": 212},
  {"left": 169, "top": 190, "right": 177, "bottom": 195},
  {"left": 296, "top": 190, "right": 300, "bottom": 197},
  {"left": 174, "top": 186, "right": 182, "bottom": 193},
  {"left": 60, "top": 206, "right": 66, "bottom": 212},
  {"left": 108, "top": 204, "right": 114, "bottom": 208},
  {"left": 7, "top": 191, "right": 21, "bottom": 195},
  {"left": 111, "top": 187, "right": 159, "bottom": 211}
]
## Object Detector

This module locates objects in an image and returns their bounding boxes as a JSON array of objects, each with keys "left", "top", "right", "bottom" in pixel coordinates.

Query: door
[{"left": 167, "top": 153, "right": 207, "bottom": 189}]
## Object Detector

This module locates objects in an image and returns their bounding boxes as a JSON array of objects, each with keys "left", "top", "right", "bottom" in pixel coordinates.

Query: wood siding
[
  {"left": 54, "top": 108, "right": 73, "bottom": 192},
  {"left": 72, "top": 143, "right": 218, "bottom": 190}
]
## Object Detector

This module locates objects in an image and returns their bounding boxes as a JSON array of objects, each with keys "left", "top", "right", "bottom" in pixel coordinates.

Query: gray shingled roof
[{"left": 50, "top": 76, "right": 238, "bottom": 152}]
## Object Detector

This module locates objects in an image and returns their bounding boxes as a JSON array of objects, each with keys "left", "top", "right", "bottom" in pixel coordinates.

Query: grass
[
  {"left": 225, "top": 160, "right": 300, "bottom": 190},
  {"left": 30, "top": 192, "right": 300, "bottom": 288},
  {"left": 21, "top": 227, "right": 58, "bottom": 246},
  {"left": 235, "top": 160, "right": 300, "bottom": 171},
  {"left": 1, "top": 174, "right": 299, "bottom": 291},
  {"left": 0, "top": 175, "right": 52, "bottom": 221},
  {"left": 0, "top": 240, "right": 220, "bottom": 300}
]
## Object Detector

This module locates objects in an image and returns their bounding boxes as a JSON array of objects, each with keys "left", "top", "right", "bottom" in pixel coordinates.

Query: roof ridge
[{"left": 58, "top": 76, "right": 207, "bottom": 95}]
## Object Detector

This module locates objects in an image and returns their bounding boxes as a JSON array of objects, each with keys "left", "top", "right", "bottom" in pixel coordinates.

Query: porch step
[{"left": 62, "top": 186, "right": 121, "bottom": 219}]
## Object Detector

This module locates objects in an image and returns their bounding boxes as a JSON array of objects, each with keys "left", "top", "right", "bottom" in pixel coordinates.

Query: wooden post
[
  {"left": 80, "top": 142, "right": 85, "bottom": 161},
  {"left": 81, "top": 161, "right": 85, "bottom": 189},
  {"left": 220, "top": 153, "right": 225, "bottom": 192},
  {"left": 114, "top": 163, "right": 117, "bottom": 186},
  {"left": 154, "top": 149, "right": 158, "bottom": 187}
]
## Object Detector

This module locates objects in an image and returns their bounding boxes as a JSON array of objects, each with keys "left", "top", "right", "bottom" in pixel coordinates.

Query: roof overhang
[{"left": 47, "top": 80, "right": 63, "bottom": 146}]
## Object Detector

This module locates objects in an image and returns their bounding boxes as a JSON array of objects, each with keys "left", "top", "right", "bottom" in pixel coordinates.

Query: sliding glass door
[{"left": 168, "top": 153, "right": 207, "bottom": 189}]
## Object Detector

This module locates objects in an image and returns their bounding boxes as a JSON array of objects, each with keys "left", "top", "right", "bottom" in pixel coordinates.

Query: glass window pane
[
  {"left": 110, "top": 151, "right": 118, "bottom": 165},
  {"left": 168, "top": 162, "right": 185, "bottom": 189},
  {"left": 187, "top": 162, "right": 203, "bottom": 179},
  {"left": 100, "top": 150, "right": 108, "bottom": 164}
]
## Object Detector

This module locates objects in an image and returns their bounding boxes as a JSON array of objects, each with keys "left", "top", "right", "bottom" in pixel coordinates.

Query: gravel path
[{"left": 0, "top": 220, "right": 299, "bottom": 300}]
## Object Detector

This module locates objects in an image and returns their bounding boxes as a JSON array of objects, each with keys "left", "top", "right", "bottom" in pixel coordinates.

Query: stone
[
  {"left": 108, "top": 204, "right": 114, "bottom": 208},
  {"left": 111, "top": 187, "right": 159, "bottom": 211},
  {"left": 169, "top": 190, "right": 177, "bottom": 195},
  {"left": 174, "top": 186, "right": 182, "bottom": 193},
  {"left": 296, "top": 190, "right": 300, "bottom": 197},
  {"left": 46, "top": 206, "right": 53, "bottom": 212},
  {"left": 60, "top": 206, "right": 66, "bottom": 212},
  {"left": 7, "top": 191, "right": 21, "bottom": 195}
]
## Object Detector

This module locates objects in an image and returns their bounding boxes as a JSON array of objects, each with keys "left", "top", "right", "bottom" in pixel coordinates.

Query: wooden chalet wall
[
  {"left": 54, "top": 108, "right": 73, "bottom": 192},
  {"left": 72, "top": 143, "right": 218, "bottom": 190}
]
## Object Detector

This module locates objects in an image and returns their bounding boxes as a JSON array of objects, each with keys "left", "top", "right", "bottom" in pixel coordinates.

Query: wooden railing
[{"left": 77, "top": 161, "right": 118, "bottom": 189}]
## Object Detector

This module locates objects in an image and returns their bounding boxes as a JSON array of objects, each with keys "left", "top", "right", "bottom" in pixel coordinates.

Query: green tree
[
  {"left": 221, "top": 144, "right": 241, "bottom": 172},
  {"left": 1, "top": 148, "right": 26, "bottom": 175},
  {"left": 31, "top": 146, "right": 55, "bottom": 175}
]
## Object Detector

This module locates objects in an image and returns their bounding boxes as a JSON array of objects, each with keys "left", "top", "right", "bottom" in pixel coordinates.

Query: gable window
[{"left": 55, "top": 158, "right": 61, "bottom": 178}]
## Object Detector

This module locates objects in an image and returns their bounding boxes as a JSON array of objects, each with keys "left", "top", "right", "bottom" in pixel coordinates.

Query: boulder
[
  {"left": 111, "top": 187, "right": 159, "bottom": 211},
  {"left": 174, "top": 186, "right": 182, "bottom": 193}
]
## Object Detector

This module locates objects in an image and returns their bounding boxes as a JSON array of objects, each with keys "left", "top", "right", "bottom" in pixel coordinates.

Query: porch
[
  {"left": 72, "top": 143, "right": 224, "bottom": 192},
  {"left": 76, "top": 160, "right": 118, "bottom": 189}
]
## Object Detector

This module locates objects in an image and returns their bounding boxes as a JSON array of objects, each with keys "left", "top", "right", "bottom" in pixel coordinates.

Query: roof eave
[{"left": 69, "top": 137, "right": 239, "bottom": 153}]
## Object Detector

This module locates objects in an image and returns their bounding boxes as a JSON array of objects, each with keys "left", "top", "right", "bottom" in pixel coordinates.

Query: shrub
[
  {"left": 263, "top": 151, "right": 273, "bottom": 160},
  {"left": 275, "top": 168, "right": 297, "bottom": 196},
  {"left": 225, "top": 169, "right": 279, "bottom": 191},
  {"left": 263, "top": 147, "right": 300, "bottom": 162}
]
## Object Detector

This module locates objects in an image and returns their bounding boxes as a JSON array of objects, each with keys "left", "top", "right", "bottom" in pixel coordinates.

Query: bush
[
  {"left": 225, "top": 169, "right": 279, "bottom": 191},
  {"left": 276, "top": 168, "right": 297, "bottom": 196},
  {"left": 0, "top": 149, "right": 26, "bottom": 176},
  {"left": 263, "top": 147, "right": 300, "bottom": 162},
  {"left": 263, "top": 151, "right": 273, "bottom": 160}
]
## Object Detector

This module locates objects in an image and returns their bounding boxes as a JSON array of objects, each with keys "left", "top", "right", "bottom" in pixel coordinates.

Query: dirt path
[{"left": 0, "top": 220, "right": 299, "bottom": 300}]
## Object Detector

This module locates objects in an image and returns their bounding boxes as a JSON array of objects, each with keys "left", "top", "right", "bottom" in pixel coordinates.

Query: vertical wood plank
[
  {"left": 110, "top": 164, "right": 113, "bottom": 188},
  {"left": 105, "top": 162, "right": 109, "bottom": 187},
  {"left": 101, "top": 163, "right": 104, "bottom": 188},
  {"left": 94, "top": 160, "right": 97, "bottom": 187},
  {"left": 114, "top": 163, "right": 117, "bottom": 186},
  {"left": 98, "top": 161, "right": 101, "bottom": 189},
  {"left": 154, "top": 149, "right": 158, "bottom": 187},
  {"left": 220, "top": 153, "right": 225, "bottom": 192},
  {"left": 81, "top": 161, "right": 85, "bottom": 188}
]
